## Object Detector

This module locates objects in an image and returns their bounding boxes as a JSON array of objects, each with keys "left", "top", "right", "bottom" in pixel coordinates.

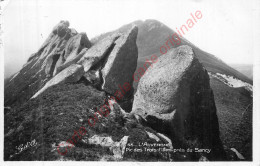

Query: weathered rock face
[
  {"left": 77, "top": 26, "right": 138, "bottom": 108},
  {"left": 32, "top": 64, "right": 84, "bottom": 98},
  {"left": 101, "top": 26, "right": 138, "bottom": 100},
  {"left": 132, "top": 45, "right": 225, "bottom": 160}
]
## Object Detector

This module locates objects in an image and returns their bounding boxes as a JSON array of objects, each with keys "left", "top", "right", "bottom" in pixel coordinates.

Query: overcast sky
[{"left": 2, "top": 0, "right": 259, "bottom": 78}]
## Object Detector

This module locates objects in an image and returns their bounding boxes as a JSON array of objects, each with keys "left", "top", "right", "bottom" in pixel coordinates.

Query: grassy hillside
[{"left": 4, "top": 82, "right": 173, "bottom": 161}]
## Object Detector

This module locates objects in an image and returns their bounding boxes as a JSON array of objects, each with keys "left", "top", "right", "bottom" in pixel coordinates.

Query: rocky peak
[
  {"left": 4, "top": 20, "right": 91, "bottom": 106},
  {"left": 52, "top": 20, "right": 70, "bottom": 37}
]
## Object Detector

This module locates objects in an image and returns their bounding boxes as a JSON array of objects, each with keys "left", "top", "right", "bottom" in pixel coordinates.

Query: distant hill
[
  {"left": 91, "top": 19, "right": 252, "bottom": 85},
  {"left": 229, "top": 64, "right": 253, "bottom": 80}
]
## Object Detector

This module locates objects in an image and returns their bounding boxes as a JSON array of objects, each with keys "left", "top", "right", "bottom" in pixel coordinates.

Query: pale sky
[{"left": 2, "top": 0, "right": 259, "bottom": 78}]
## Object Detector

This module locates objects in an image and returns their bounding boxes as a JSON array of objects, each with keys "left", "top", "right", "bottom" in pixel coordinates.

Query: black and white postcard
[{"left": 1, "top": 0, "right": 260, "bottom": 165}]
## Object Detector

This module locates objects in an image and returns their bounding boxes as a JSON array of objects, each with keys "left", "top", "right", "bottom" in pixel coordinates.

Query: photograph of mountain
[{"left": 1, "top": 0, "right": 259, "bottom": 163}]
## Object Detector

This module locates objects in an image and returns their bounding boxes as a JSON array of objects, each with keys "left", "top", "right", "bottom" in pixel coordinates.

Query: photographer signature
[{"left": 10, "top": 139, "right": 38, "bottom": 158}]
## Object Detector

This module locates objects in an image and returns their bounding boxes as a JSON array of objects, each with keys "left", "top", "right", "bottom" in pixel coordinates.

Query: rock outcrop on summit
[
  {"left": 4, "top": 20, "right": 91, "bottom": 106},
  {"left": 132, "top": 45, "right": 225, "bottom": 160},
  {"left": 4, "top": 21, "right": 138, "bottom": 107},
  {"left": 30, "top": 25, "right": 138, "bottom": 99}
]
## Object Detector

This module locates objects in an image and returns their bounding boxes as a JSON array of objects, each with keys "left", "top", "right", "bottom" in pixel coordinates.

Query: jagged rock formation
[
  {"left": 38, "top": 21, "right": 91, "bottom": 78},
  {"left": 132, "top": 45, "right": 225, "bottom": 160},
  {"left": 4, "top": 20, "right": 91, "bottom": 106},
  {"left": 34, "top": 25, "right": 138, "bottom": 107},
  {"left": 4, "top": 21, "right": 138, "bottom": 109}
]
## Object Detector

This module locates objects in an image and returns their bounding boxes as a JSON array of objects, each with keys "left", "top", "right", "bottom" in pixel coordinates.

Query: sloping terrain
[{"left": 4, "top": 83, "right": 173, "bottom": 161}]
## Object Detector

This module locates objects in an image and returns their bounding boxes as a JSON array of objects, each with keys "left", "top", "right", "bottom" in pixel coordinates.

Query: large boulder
[
  {"left": 52, "top": 20, "right": 70, "bottom": 37},
  {"left": 31, "top": 64, "right": 84, "bottom": 98},
  {"left": 131, "top": 45, "right": 225, "bottom": 160},
  {"left": 101, "top": 26, "right": 138, "bottom": 101}
]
